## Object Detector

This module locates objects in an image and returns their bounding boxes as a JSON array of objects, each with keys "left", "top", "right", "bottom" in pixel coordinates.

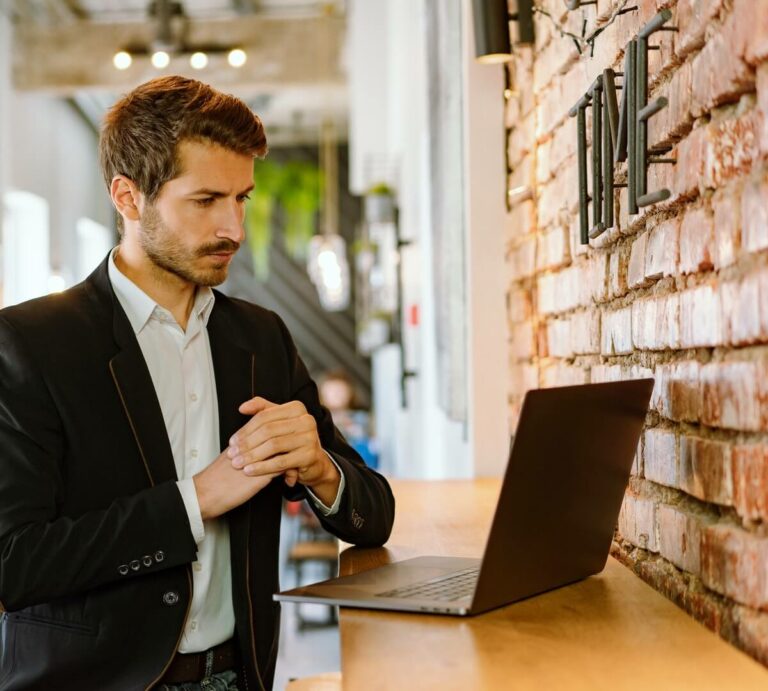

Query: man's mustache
[{"left": 198, "top": 240, "right": 240, "bottom": 256}]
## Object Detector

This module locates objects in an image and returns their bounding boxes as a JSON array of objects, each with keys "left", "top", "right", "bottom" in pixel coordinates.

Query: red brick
[
  {"left": 601, "top": 306, "right": 633, "bottom": 355},
  {"left": 679, "top": 284, "right": 724, "bottom": 347},
  {"left": 508, "top": 286, "right": 533, "bottom": 324},
  {"left": 507, "top": 110, "right": 536, "bottom": 169},
  {"left": 658, "top": 504, "right": 714, "bottom": 574},
  {"left": 536, "top": 225, "right": 570, "bottom": 271},
  {"left": 674, "top": 125, "right": 707, "bottom": 199},
  {"left": 721, "top": 269, "right": 768, "bottom": 346},
  {"left": 644, "top": 428, "right": 678, "bottom": 487},
  {"left": 701, "top": 524, "right": 768, "bottom": 610},
  {"left": 545, "top": 318, "right": 572, "bottom": 359},
  {"left": 587, "top": 253, "right": 609, "bottom": 303},
  {"left": 619, "top": 493, "right": 659, "bottom": 552},
  {"left": 508, "top": 235, "right": 537, "bottom": 282},
  {"left": 510, "top": 321, "right": 536, "bottom": 362},
  {"left": 758, "top": 64, "right": 768, "bottom": 156},
  {"left": 703, "top": 105, "right": 760, "bottom": 190},
  {"left": 712, "top": 182, "right": 742, "bottom": 269},
  {"left": 539, "top": 362, "right": 587, "bottom": 388},
  {"left": 645, "top": 217, "right": 680, "bottom": 280},
  {"left": 505, "top": 199, "right": 536, "bottom": 244},
  {"left": 731, "top": 444, "right": 768, "bottom": 522},
  {"left": 733, "top": 0, "right": 768, "bottom": 65},
  {"left": 734, "top": 606, "right": 768, "bottom": 667},
  {"left": 508, "top": 154, "right": 535, "bottom": 202},
  {"left": 591, "top": 364, "right": 623, "bottom": 383},
  {"left": 675, "top": 0, "right": 724, "bottom": 59},
  {"left": 701, "top": 360, "right": 768, "bottom": 432},
  {"left": 608, "top": 246, "right": 629, "bottom": 299},
  {"left": 679, "top": 205, "right": 715, "bottom": 274},
  {"left": 741, "top": 172, "right": 768, "bottom": 253},
  {"left": 690, "top": 15, "right": 755, "bottom": 117},
  {"left": 632, "top": 295, "right": 680, "bottom": 351},
  {"left": 653, "top": 360, "right": 702, "bottom": 422},
  {"left": 571, "top": 310, "right": 601, "bottom": 355},
  {"left": 628, "top": 231, "right": 650, "bottom": 289},
  {"left": 533, "top": 29, "right": 579, "bottom": 93},
  {"left": 650, "top": 60, "right": 694, "bottom": 147},
  {"left": 680, "top": 436, "right": 733, "bottom": 505},
  {"left": 509, "top": 362, "right": 539, "bottom": 397}
]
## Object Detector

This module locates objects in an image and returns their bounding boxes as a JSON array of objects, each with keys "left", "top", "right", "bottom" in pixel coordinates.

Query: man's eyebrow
[{"left": 188, "top": 184, "right": 255, "bottom": 197}]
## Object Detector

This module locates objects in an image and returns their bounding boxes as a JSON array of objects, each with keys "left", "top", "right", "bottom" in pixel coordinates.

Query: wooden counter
[{"left": 337, "top": 480, "right": 768, "bottom": 690}]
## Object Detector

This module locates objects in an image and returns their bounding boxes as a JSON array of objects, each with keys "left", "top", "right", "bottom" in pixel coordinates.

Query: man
[{"left": 0, "top": 76, "right": 395, "bottom": 691}]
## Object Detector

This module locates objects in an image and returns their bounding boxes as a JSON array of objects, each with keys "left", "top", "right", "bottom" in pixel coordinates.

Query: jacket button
[
  {"left": 118, "top": 564, "right": 129, "bottom": 576},
  {"left": 129, "top": 560, "right": 141, "bottom": 571},
  {"left": 142, "top": 555, "right": 153, "bottom": 567},
  {"left": 154, "top": 550, "right": 165, "bottom": 563},
  {"left": 162, "top": 591, "right": 179, "bottom": 606}
]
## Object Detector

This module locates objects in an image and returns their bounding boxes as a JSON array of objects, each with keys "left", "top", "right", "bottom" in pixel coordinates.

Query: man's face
[{"left": 137, "top": 139, "right": 254, "bottom": 287}]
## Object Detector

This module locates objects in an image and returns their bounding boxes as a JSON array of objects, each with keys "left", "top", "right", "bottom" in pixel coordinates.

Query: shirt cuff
[
  {"left": 177, "top": 479, "right": 206, "bottom": 544},
  {"left": 305, "top": 451, "right": 346, "bottom": 516}
]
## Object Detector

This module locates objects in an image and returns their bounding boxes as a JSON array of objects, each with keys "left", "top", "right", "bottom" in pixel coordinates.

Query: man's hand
[
  {"left": 192, "top": 448, "right": 280, "bottom": 521},
  {"left": 228, "top": 397, "right": 341, "bottom": 507}
]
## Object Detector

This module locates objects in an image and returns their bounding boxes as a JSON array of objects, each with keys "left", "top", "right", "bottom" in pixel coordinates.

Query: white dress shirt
[{"left": 107, "top": 248, "right": 344, "bottom": 653}]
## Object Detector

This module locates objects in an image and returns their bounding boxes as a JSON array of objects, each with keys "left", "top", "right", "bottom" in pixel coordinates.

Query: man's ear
[{"left": 110, "top": 175, "right": 142, "bottom": 222}]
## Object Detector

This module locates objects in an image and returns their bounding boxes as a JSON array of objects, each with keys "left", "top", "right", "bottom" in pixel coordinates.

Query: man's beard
[{"left": 138, "top": 204, "right": 239, "bottom": 287}]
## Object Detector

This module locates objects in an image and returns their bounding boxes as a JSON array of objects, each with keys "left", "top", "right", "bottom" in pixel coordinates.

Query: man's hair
[{"left": 99, "top": 76, "right": 267, "bottom": 227}]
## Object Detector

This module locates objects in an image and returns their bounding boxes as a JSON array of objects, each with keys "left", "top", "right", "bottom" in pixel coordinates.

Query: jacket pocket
[{"left": 8, "top": 612, "right": 97, "bottom": 637}]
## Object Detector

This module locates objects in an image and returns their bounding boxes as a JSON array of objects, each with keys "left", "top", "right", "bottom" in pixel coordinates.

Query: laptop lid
[{"left": 470, "top": 378, "right": 654, "bottom": 613}]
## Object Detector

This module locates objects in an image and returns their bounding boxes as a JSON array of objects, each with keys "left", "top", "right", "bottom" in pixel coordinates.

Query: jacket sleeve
[
  {"left": 0, "top": 317, "right": 198, "bottom": 612},
  {"left": 274, "top": 314, "right": 395, "bottom": 547}
]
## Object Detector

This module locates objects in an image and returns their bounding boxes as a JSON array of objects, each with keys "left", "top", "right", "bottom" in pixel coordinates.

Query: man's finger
[
  {"left": 238, "top": 396, "right": 277, "bottom": 416},
  {"left": 231, "top": 400, "right": 308, "bottom": 448}
]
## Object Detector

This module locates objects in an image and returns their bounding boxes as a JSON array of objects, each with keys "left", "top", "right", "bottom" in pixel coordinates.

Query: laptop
[{"left": 274, "top": 378, "right": 654, "bottom": 616}]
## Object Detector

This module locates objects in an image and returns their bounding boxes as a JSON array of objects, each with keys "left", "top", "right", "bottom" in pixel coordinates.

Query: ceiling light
[
  {"left": 228, "top": 49, "right": 247, "bottom": 68},
  {"left": 190, "top": 52, "right": 208, "bottom": 70},
  {"left": 113, "top": 51, "right": 132, "bottom": 70},
  {"left": 151, "top": 51, "right": 170, "bottom": 69}
]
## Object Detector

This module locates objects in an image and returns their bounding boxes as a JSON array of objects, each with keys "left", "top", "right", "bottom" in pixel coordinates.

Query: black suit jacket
[{"left": 0, "top": 257, "right": 395, "bottom": 690}]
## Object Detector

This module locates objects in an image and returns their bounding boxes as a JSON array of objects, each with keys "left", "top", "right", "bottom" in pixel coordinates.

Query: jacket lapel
[
  {"left": 207, "top": 300, "right": 256, "bottom": 552},
  {"left": 87, "top": 256, "right": 179, "bottom": 487}
]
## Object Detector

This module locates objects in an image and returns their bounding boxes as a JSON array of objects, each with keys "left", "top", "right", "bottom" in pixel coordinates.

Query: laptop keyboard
[{"left": 376, "top": 567, "right": 479, "bottom": 602}]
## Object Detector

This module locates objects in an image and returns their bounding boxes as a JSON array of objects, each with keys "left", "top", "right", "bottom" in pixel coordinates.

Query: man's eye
[
  {"left": 237, "top": 194, "right": 251, "bottom": 203},
  {"left": 195, "top": 198, "right": 215, "bottom": 207}
]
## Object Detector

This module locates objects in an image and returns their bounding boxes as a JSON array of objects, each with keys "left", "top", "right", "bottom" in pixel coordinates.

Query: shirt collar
[{"left": 107, "top": 247, "right": 215, "bottom": 334}]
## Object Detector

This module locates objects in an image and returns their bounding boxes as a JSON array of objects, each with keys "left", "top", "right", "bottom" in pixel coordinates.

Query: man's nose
[{"left": 217, "top": 199, "right": 246, "bottom": 243}]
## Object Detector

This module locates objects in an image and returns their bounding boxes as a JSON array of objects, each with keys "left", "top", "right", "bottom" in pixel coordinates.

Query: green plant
[
  {"left": 366, "top": 182, "right": 394, "bottom": 196},
  {"left": 280, "top": 162, "right": 322, "bottom": 261},
  {"left": 244, "top": 159, "right": 322, "bottom": 279},
  {"left": 245, "top": 160, "right": 285, "bottom": 280}
]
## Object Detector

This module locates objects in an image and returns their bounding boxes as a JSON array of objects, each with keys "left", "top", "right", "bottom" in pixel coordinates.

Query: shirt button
[
  {"left": 189, "top": 621, "right": 197, "bottom": 631},
  {"left": 190, "top": 393, "right": 198, "bottom": 402},
  {"left": 190, "top": 449, "right": 198, "bottom": 458},
  {"left": 193, "top": 562, "right": 203, "bottom": 572},
  {"left": 162, "top": 591, "right": 179, "bottom": 606}
]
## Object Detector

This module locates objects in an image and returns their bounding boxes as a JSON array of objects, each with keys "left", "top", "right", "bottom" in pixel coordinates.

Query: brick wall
[{"left": 504, "top": 0, "right": 768, "bottom": 664}]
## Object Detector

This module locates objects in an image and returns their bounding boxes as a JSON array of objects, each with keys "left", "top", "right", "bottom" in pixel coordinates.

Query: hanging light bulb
[
  {"left": 190, "top": 52, "right": 208, "bottom": 70},
  {"left": 306, "top": 119, "right": 351, "bottom": 312},
  {"left": 113, "top": 51, "right": 132, "bottom": 70},
  {"left": 151, "top": 51, "right": 170, "bottom": 69},
  {"left": 228, "top": 48, "right": 247, "bottom": 68},
  {"left": 308, "top": 235, "right": 350, "bottom": 312}
]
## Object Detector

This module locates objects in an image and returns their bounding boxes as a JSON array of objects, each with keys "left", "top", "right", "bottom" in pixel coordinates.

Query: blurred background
[{"left": 0, "top": 0, "right": 510, "bottom": 686}]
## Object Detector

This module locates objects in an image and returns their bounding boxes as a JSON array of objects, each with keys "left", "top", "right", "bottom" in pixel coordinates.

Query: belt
[{"left": 158, "top": 638, "right": 237, "bottom": 684}]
